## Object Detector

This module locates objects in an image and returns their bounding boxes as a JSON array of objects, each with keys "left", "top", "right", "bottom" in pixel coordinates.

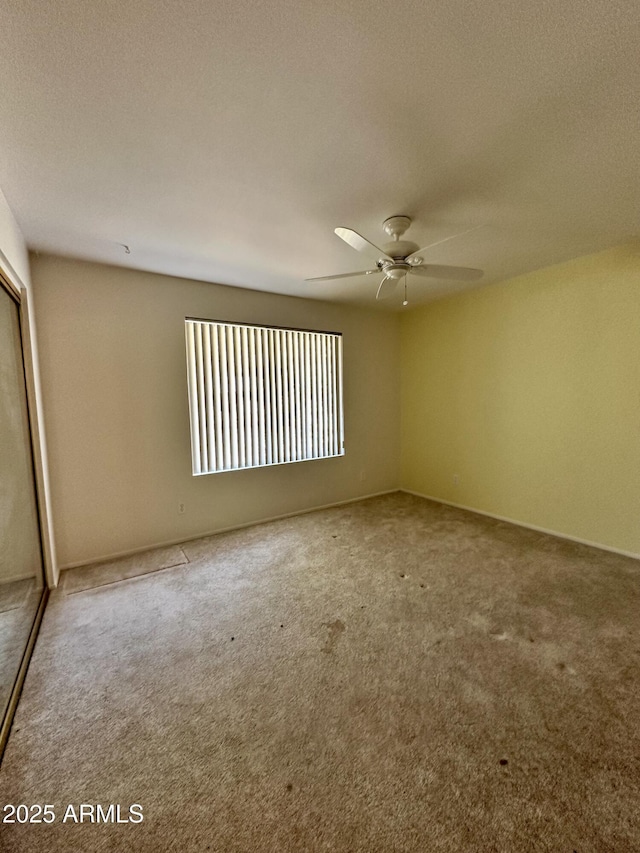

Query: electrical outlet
[
  {"left": 178, "top": 502, "right": 186, "bottom": 515},
  {"left": 359, "top": 470, "right": 366, "bottom": 482},
  {"left": 453, "top": 474, "right": 459, "bottom": 486}
]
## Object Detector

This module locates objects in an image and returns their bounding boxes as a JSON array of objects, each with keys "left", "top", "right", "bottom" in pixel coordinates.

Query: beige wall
[
  {"left": 31, "top": 255, "right": 400, "bottom": 568},
  {"left": 400, "top": 243, "right": 640, "bottom": 556}
]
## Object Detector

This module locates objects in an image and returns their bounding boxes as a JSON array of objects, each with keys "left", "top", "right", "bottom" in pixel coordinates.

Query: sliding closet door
[{"left": 0, "top": 281, "right": 45, "bottom": 736}]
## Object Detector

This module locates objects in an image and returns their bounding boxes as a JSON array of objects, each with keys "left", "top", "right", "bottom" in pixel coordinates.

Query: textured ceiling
[{"left": 1, "top": 0, "right": 639, "bottom": 309}]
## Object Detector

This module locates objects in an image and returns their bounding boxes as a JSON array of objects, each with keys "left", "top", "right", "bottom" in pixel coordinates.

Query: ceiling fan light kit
[{"left": 306, "top": 216, "right": 484, "bottom": 304}]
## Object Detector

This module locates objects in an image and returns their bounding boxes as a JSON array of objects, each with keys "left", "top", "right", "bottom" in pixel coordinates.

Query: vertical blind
[{"left": 185, "top": 319, "right": 344, "bottom": 475}]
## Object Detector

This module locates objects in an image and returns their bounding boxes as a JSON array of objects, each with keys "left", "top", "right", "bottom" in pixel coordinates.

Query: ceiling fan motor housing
[
  {"left": 382, "top": 263, "right": 411, "bottom": 280},
  {"left": 379, "top": 230, "right": 420, "bottom": 278},
  {"left": 381, "top": 239, "right": 420, "bottom": 260}
]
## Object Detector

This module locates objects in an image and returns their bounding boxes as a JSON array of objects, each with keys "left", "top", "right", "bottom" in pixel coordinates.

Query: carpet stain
[
  {"left": 489, "top": 628, "right": 508, "bottom": 641},
  {"left": 322, "top": 619, "right": 345, "bottom": 654}
]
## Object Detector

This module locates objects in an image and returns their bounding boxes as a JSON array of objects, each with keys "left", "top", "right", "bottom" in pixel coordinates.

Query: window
[{"left": 185, "top": 319, "right": 344, "bottom": 475}]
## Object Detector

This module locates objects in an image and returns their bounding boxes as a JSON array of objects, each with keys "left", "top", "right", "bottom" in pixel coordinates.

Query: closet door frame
[{"left": 0, "top": 266, "right": 50, "bottom": 762}]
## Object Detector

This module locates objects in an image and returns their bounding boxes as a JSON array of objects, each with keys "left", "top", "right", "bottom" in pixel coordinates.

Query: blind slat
[
  {"left": 233, "top": 326, "right": 245, "bottom": 469},
  {"left": 194, "top": 323, "right": 208, "bottom": 473},
  {"left": 218, "top": 326, "right": 232, "bottom": 469},
  {"left": 337, "top": 335, "right": 344, "bottom": 453},
  {"left": 304, "top": 333, "right": 312, "bottom": 459},
  {"left": 327, "top": 334, "right": 335, "bottom": 457},
  {"left": 268, "top": 330, "right": 278, "bottom": 463},
  {"left": 203, "top": 325, "right": 215, "bottom": 471},
  {"left": 321, "top": 334, "right": 328, "bottom": 458},
  {"left": 311, "top": 334, "right": 318, "bottom": 458},
  {"left": 279, "top": 331, "right": 289, "bottom": 462},
  {"left": 288, "top": 333, "right": 296, "bottom": 461},
  {"left": 256, "top": 328, "right": 267, "bottom": 466},
  {"left": 185, "top": 322, "right": 202, "bottom": 475},
  {"left": 211, "top": 325, "right": 223, "bottom": 471},
  {"left": 263, "top": 329, "right": 273, "bottom": 465},
  {"left": 226, "top": 326, "right": 239, "bottom": 468},
  {"left": 275, "top": 330, "right": 285, "bottom": 462},
  {"left": 249, "top": 328, "right": 259, "bottom": 467}
]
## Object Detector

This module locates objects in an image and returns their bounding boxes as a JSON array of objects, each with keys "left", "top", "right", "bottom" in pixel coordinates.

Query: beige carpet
[{"left": 0, "top": 492, "right": 639, "bottom": 852}]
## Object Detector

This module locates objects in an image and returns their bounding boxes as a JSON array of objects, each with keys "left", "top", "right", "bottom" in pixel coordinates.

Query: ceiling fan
[{"left": 306, "top": 216, "right": 483, "bottom": 304}]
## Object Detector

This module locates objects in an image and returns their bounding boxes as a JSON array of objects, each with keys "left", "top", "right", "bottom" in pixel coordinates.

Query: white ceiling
[{"left": 1, "top": 0, "right": 639, "bottom": 310}]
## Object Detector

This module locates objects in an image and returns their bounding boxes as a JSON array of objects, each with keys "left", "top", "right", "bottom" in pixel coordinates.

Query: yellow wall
[
  {"left": 31, "top": 255, "right": 400, "bottom": 568},
  {"left": 401, "top": 243, "right": 640, "bottom": 556}
]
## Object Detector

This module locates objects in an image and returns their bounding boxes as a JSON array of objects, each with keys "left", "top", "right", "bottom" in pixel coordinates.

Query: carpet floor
[{"left": 0, "top": 492, "right": 639, "bottom": 852}]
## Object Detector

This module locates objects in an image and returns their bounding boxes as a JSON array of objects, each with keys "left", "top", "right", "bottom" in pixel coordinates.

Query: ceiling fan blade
[
  {"left": 376, "top": 276, "right": 398, "bottom": 300},
  {"left": 405, "top": 224, "right": 485, "bottom": 263},
  {"left": 335, "top": 227, "right": 392, "bottom": 261},
  {"left": 305, "top": 269, "right": 378, "bottom": 282},
  {"left": 410, "top": 264, "right": 483, "bottom": 282}
]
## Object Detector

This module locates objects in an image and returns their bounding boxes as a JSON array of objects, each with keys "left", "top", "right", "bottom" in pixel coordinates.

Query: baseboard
[
  {"left": 401, "top": 489, "right": 640, "bottom": 561},
  {"left": 59, "top": 489, "right": 400, "bottom": 573},
  {"left": 0, "top": 570, "right": 39, "bottom": 585}
]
